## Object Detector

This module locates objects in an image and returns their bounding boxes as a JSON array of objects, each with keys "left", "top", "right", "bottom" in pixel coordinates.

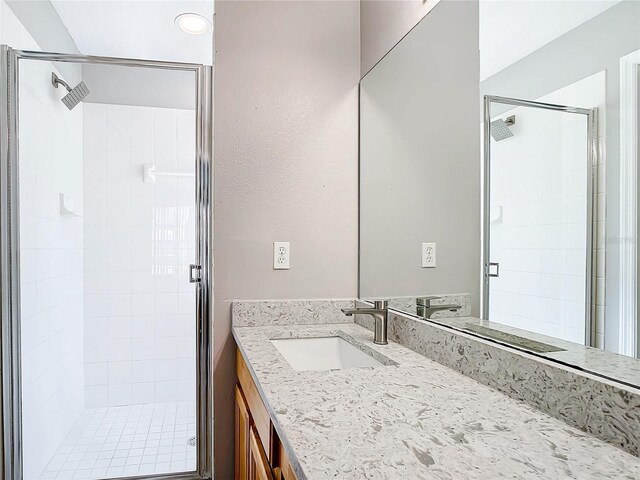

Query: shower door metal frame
[
  {"left": 482, "top": 95, "right": 598, "bottom": 347},
  {"left": 0, "top": 46, "right": 213, "bottom": 480}
]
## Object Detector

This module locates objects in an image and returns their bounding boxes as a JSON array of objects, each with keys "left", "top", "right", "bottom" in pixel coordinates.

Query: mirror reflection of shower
[
  {"left": 489, "top": 114, "right": 515, "bottom": 141},
  {"left": 51, "top": 72, "right": 89, "bottom": 110}
]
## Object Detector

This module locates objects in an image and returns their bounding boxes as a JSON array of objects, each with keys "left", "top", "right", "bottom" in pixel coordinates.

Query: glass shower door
[
  {"left": 483, "top": 95, "right": 596, "bottom": 346},
  {"left": 1, "top": 47, "right": 212, "bottom": 480}
]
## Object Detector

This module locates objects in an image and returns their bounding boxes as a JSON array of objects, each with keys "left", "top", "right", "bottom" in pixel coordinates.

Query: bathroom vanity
[
  {"left": 232, "top": 300, "right": 640, "bottom": 480},
  {"left": 235, "top": 348, "right": 297, "bottom": 480},
  {"left": 231, "top": 1, "right": 640, "bottom": 478}
]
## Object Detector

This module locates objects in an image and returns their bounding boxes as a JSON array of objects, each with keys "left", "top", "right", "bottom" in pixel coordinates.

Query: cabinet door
[
  {"left": 235, "top": 385, "right": 251, "bottom": 480},
  {"left": 249, "top": 425, "right": 274, "bottom": 480},
  {"left": 273, "top": 432, "right": 297, "bottom": 480}
]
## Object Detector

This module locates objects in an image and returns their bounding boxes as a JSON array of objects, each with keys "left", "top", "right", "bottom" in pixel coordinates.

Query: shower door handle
[
  {"left": 189, "top": 264, "right": 202, "bottom": 283},
  {"left": 487, "top": 262, "right": 500, "bottom": 278}
]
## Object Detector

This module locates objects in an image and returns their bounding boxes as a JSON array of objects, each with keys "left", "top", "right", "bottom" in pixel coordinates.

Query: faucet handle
[
  {"left": 373, "top": 300, "right": 388, "bottom": 310},
  {"left": 416, "top": 296, "right": 441, "bottom": 307}
]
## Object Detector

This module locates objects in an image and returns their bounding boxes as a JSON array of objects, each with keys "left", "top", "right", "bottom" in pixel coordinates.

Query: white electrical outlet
[
  {"left": 273, "top": 242, "right": 290, "bottom": 270},
  {"left": 422, "top": 242, "right": 436, "bottom": 268}
]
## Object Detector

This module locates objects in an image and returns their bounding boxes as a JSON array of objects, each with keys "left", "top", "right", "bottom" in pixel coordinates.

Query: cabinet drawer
[{"left": 237, "top": 348, "right": 272, "bottom": 459}]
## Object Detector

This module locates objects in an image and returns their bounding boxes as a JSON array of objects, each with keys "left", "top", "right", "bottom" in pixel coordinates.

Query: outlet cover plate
[
  {"left": 422, "top": 242, "right": 436, "bottom": 268},
  {"left": 274, "top": 241, "right": 290, "bottom": 270}
]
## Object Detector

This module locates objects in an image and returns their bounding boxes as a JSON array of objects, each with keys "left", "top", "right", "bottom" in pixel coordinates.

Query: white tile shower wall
[
  {"left": 2, "top": 2, "right": 86, "bottom": 477},
  {"left": 489, "top": 72, "right": 606, "bottom": 345},
  {"left": 83, "top": 103, "right": 196, "bottom": 408}
]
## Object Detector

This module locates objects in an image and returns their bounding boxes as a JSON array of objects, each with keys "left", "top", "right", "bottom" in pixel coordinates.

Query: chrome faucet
[
  {"left": 416, "top": 296, "right": 461, "bottom": 319},
  {"left": 342, "top": 300, "right": 389, "bottom": 345}
]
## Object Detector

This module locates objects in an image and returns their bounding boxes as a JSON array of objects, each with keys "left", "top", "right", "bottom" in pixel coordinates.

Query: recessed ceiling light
[{"left": 175, "top": 13, "right": 210, "bottom": 36}]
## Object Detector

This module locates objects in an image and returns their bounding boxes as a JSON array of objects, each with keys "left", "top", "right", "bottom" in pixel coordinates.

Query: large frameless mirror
[{"left": 359, "top": 0, "right": 640, "bottom": 388}]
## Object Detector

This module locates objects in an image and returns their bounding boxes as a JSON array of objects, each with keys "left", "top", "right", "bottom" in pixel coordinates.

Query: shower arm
[{"left": 51, "top": 72, "right": 72, "bottom": 92}]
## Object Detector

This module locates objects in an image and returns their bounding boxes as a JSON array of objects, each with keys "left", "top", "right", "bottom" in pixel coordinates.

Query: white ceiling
[
  {"left": 51, "top": 0, "right": 214, "bottom": 65},
  {"left": 480, "top": 0, "right": 622, "bottom": 80}
]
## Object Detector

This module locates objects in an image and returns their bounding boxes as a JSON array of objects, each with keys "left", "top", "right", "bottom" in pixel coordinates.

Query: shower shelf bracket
[
  {"left": 489, "top": 206, "right": 502, "bottom": 224},
  {"left": 59, "top": 193, "right": 83, "bottom": 217},
  {"left": 142, "top": 164, "right": 195, "bottom": 183}
]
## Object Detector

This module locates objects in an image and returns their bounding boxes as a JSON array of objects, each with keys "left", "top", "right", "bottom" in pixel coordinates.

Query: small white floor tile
[{"left": 35, "top": 401, "right": 196, "bottom": 480}]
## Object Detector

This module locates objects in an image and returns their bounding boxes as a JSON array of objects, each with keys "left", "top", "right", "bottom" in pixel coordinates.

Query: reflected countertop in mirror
[{"left": 431, "top": 315, "right": 640, "bottom": 388}]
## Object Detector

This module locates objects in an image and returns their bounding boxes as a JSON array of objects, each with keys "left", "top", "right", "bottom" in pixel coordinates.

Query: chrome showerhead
[
  {"left": 52, "top": 72, "right": 89, "bottom": 110},
  {"left": 490, "top": 115, "right": 515, "bottom": 142}
]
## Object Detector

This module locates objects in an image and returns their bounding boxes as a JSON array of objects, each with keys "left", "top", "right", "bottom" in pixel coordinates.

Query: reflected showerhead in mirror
[
  {"left": 489, "top": 115, "right": 515, "bottom": 142},
  {"left": 51, "top": 72, "right": 89, "bottom": 110}
]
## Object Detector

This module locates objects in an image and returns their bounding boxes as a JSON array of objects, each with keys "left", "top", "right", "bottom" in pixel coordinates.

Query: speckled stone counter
[
  {"left": 355, "top": 310, "right": 640, "bottom": 457},
  {"left": 233, "top": 322, "right": 640, "bottom": 480},
  {"left": 433, "top": 315, "right": 640, "bottom": 386}
]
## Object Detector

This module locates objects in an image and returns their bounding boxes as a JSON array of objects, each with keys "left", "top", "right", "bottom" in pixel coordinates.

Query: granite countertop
[
  {"left": 378, "top": 295, "right": 640, "bottom": 388},
  {"left": 233, "top": 322, "right": 640, "bottom": 480},
  {"left": 433, "top": 316, "right": 640, "bottom": 387}
]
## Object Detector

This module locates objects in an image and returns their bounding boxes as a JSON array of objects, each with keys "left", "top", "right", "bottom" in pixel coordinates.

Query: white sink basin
[{"left": 271, "top": 336, "right": 383, "bottom": 371}]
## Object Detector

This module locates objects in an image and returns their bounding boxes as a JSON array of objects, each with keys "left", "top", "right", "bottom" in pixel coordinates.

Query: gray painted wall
[
  {"left": 480, "top": 1, "right": 640, "bottom": 352},
  {"left": 213, "top": 1, "right": 360, "bottom": 477},
  {"left": 360, "top": 0, "right": 440, "bottom": 77},
  {"left": 360, "top": 0, "right": 481, "bottom": 314}
]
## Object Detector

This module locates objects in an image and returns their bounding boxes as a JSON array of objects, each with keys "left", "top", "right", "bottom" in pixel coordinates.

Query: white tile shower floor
[{"left": 36, "top": 401, "right": 197, "bottom": 480}]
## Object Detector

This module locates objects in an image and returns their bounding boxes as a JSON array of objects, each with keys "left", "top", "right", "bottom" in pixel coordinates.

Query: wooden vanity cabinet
[
  {"left": 235, "top": 386, "right": 251, "bottom": 479},
  {"left": 249, "top": 426, "right": 274, "bottom": 480},
  {"left": 236, "top": 349, "right": 297, "bottom": 480}
]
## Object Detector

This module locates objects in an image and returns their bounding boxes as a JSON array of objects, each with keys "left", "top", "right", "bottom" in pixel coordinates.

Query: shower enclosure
[
  {"left": 0, "top": 47, "right": 212, "bottom": 480},
  {"left": 482, "top": 95, "right": 598, "bottom": 346}
]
